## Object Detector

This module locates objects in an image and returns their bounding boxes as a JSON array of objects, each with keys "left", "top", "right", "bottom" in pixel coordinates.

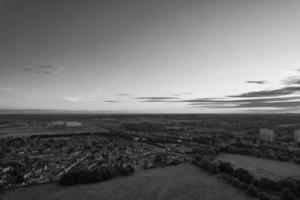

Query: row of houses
[
  {"left": 259, "top": 128, "right": 300, "bottom": 143},
  {"left": 45, "top": 121, "right": 82, "bottom": 128}
]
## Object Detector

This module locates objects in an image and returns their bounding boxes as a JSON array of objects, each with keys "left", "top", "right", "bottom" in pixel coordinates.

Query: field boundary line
[{"left": 156, "top": 175, "right": 173, "bottom": 200}]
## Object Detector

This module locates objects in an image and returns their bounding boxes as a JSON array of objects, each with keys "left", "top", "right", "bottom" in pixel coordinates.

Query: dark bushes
[
  {"left": 59, "top": 170, "right": 81, "bottom": 185},
  {"left": 196, "top": 156, "right": 220, "bottom": 174},
  {"left": 246, "top": 184, "right": 259, "bottom": 197},
  {"left": 254, "top": 177, "right": 279, "bottom": 191},
  {"left": 198, "top": 156, "right": 210, "bottom": 170},
  {"left": 207, "top": 161, "right": 220, "bottom": 174},
  {"left": 99, "top": 167, "right": 113, "bottom": 180},
  {"left": 119, "top": 165, "right": 135, "bottom": 176},
  {"left": 59, "top": 165, "right": 135, "bottom": 186},
  {"left": 219, "top": 161, "right": 234, "bottom": 174},
  {"left": 233, "top": 168, "right": 253, "bottom": 184},
  {"left": 256, "top": 192, "right": 272, "bottom": 200},
  {"left": 278, "top": 178, "right": 300, "bottom": 197},
  {"left": 193, "top": 156, "right": 300, "bottom": 200},
  {"left": 280, "top": 188, "right": 296, "bottom": 200},
  {"left": 77, "top": 170, "right": 102, "bottom": 184}
]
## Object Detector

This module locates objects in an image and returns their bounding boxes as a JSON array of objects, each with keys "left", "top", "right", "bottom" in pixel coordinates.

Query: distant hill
[{"left": 0, "top": 109, "right": 122, "bottom": 115}]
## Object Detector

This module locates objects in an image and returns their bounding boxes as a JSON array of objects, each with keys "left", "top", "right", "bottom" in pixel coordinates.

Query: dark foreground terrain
[{"left": 1, "top": 163, "right": 255, "bottom": 200}]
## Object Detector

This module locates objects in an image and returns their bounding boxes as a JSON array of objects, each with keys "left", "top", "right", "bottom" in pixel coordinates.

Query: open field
[
  {"left": 1, "top": 164, "right": 255, "bottom": 200},
  {"left": 218, "top": 153, "right": 300, "bottom": 180}
]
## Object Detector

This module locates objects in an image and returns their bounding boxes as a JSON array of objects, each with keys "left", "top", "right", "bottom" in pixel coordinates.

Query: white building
[
  {"left": 45, "top": 121, "right": 65, "bottom": 128},
  {"left": 45, "top": 121, "right": 82, "bottom": 128},
  {"left": 259, "top": 128, "right": 275, "bottom": 143},
  {"left": 65, "top": 121, "right": 82, "bottom": 127},
  {"left": 295, "top": 130, "right": 300, "bottom": 143}
]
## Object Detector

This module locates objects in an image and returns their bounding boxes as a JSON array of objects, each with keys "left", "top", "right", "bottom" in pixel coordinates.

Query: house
[{"left": 45, "top": 121, "right": 65, "bottom": 128}]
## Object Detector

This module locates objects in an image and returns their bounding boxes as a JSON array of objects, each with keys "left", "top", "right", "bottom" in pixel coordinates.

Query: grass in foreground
[{"left": 1, "top": 163, "right": 255, "bottom": 200}]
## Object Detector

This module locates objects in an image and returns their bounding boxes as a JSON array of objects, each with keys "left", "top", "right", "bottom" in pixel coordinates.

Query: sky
[{"left": 0, "top": 0, "right": 300, "bottom": 113}]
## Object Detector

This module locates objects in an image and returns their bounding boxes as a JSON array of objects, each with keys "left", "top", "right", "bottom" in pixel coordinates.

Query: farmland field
[
  {"left": 1, "top": 164, "right": 255, "bottom": 200},
  {"left": 218, "top": 153, "right": 300, "bottom": 180}
]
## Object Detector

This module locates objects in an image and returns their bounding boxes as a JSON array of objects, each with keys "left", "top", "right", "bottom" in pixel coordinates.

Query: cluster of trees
[
  {"left": 147, "top": 152, "right": 180, "bottom": 169},
  {"left": 59, "top": 164, "right": 134, "bottom": 186},
  {"left": 192, "top": 146, "right": 220, "bottom": 161},
  {"left": 221, "top": 144, "right": 297, "bottom": 164},
  {"left": 194, "top": 156, "right": 300, "bottom": 200}
]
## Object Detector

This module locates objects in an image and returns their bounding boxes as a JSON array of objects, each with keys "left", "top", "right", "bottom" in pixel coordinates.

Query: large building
[
  {"left": 259, "top": 128, "right": 275, "bottom": 143},
  {"left": 295, "top": 130, "right": 300, "bottom": 143},
  {"left": 45, "top": 121, "right": 82, "bottom": 128},
  {"left": 65, "top": 121, "right": 82, "bottom": 127}
]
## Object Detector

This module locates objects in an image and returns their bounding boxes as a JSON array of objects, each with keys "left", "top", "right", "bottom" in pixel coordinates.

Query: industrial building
[
  {"left": 45, "top": 121, "right": 82, "bottom": 128},
  {"left": 259, "top": 128, "right": 275, "bottom": 143}
]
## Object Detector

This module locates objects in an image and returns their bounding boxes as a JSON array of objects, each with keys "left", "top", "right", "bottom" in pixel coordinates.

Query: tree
[
  {"left": 219, "top": 161, "right": 234, "bottom": 174},
  {"left": 153, "top": 152, "right": 167, "bottom": 164},
  {"left": 234, "top": 168, "right": 253, "bottom": 184},
  {"left": 199, "top": 156, "right": 210, "bottom": 170},
  {"left": 279, "top": 177, "right": 300, "bottom": 197},
  {"left": 207, "top": 161, "right": 220, "bottom": 174},
  {"left": 256, "top": 177, "right": 278, "bottom": 191},
  {"left": 119, "top": 165, "right": 134, "bottom": 176},
  {"left": 281, "top": 188, "right": 296, "bottom": 200},
  {"left": 59, "top": 171, "right": 78, "bottom": 185},
  {"left": 246, "top": 184, "right": 258, "bottom": 197}
]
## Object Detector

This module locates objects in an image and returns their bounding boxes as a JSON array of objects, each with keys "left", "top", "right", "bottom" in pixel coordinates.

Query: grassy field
[
  {"left": 218, "top": 153, "right": 300, "bottom": 180},
  {"left": 1, "top": 164, "right": 255, "bottom": 200}
]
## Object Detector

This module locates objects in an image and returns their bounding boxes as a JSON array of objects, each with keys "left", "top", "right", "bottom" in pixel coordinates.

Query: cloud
[
  {"left": 281, "top": 69, "right": 300, "bottom": 85},
  {"left": 185, "top": 96, "right": 300, "bottom": 109},
  {"left": 61, "top": 97, "right": 82, "bottom": 103},
  {"left": 135, "top": 70, "right": 300, "bottom": 111},
  {"left": 0, "top": 87, "right": 14, "bottom": 92},
  {"left": 209, "top": 100, "right": 300, "bottom": 109},
  {"left": 61, "top": 88, "right": 103, "bottom": 103},
  {"left": 283, "top": 77, "right": 300, "bottom": 85},
  {"left": 136, "top": 96, "right": 180, "bottom": 103},
  {"left": 117, "top": 93, "right": 132, "bottom": 96},
  {"left": 228, "top": 86, "right": 300, "bottom": 98},
  {"left": 186, "top": 96, "right": 299, "bottom": 104},
  {"left": 136, "top": 97, "right": 179, "bottom": 100},
  {"left": 246, "top": 80, "right": 266, "bottom": 84},
  {"left": 172, "top": 93, "right": 192, "bottom": 96},
  {"left": 104, "top": 100, "right": 120, "bottom": 103},
  {"left": 24, "top": 65, "right": 64, "bottom": 74},
  {"left": 140, "top": 100, "right": 177, "bottom": 103}
]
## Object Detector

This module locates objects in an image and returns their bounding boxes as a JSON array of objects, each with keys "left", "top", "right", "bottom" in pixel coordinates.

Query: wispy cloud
[
  {"left": 283, "top": 77, "right": 300, "bottom": 85},
  {"left": 136, "top": 97, "right": 179, "bottom": 100},
  {"left": 0, "top": 87, "right": 15, "bottom": 92},
  {"left": 61, "top": 89, "right": 103, "bottom": 103},
  {"left": 281, "top": 69, "right": 300, "bottom": 85},
  {"left": 172, "top": 93, "right": 192, "bottom": 96},
  {"left": 228, "top": 86, "right": 300, "bottom": 98},
  {"left": 104, "top": 100, "right": 120, "bottom": 103},
  {"left": 246, "top": 80, "right": 266, "bottom": 84},
  {"left": 61, "top": 97, "right": 82, "bottom": 103},
  {"left": 177, "top": 95, "right": 300, "bottom": 111},
  {"left": 24, "top": 65, "right": 64, "bottom": 74},
  {"left": 117, "top": 93, "right": 132, "bottom": 96},
  {"left": 136, "top": 96, "right": 180, "bottom": 103}
]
